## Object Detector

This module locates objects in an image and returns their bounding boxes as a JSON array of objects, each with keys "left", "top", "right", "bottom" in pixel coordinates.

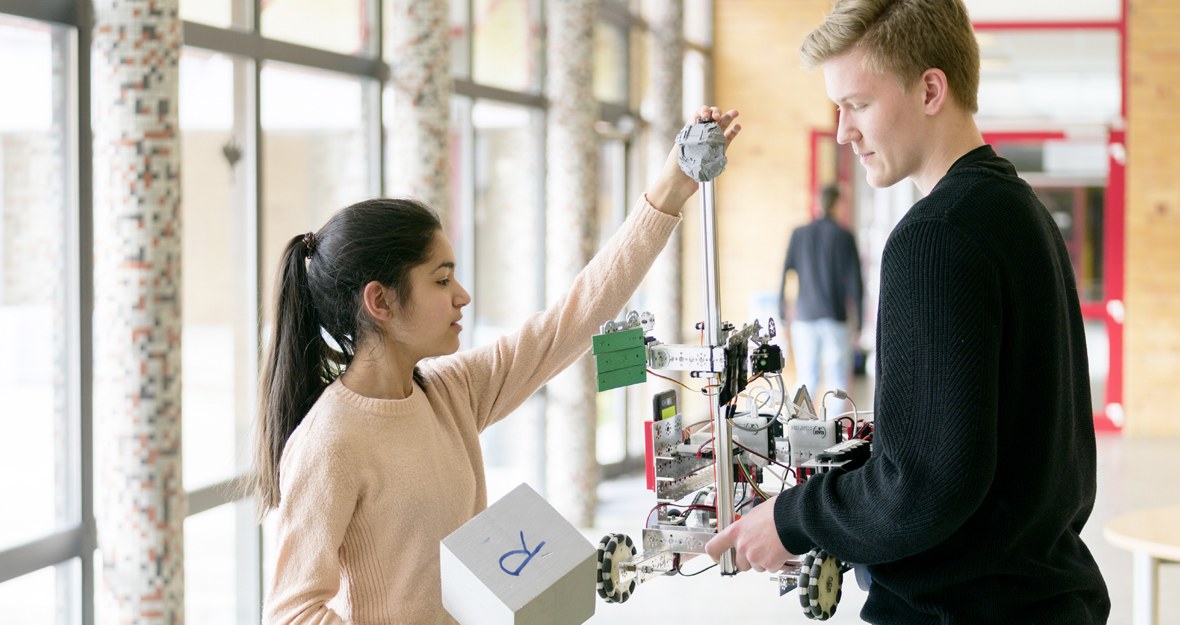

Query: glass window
[
  {"left": 683, "top": 48, "right": 707, "bottom": 121},
  {"left": 261, "top": 0, "right": 368, "bottom": 56},
  {"left": 260, "top": 63, "right": 371, "bottom": 328},
  {"left": 180, "top": 49, "right": 254, "bottom": 490},
  {"left": 630, "top": 26, "right": 648, "bottom": 114},
  {"left": 449, "top": 0, "right": 472, "bottom": 78},
  {"left": 185, "top": 503, "right": 254, "bottom": 625},
  {"left": 0, "top": 561, "right": 76, "bottom": 622},
  {"left": 594, "top": 22, "right": 627, "bottom": 104},
  {"left": 0, "top": 16, "right": 73, "bottom": 552},
  {"left": 472, "top": 0, "right": 538, "bottom": 92},
  {"left": 684, "top": 0, "right": 713, "bottom": 46},
  {"left": 179, "top": 0, "right": 234, "bottom": 30},
  {"left": 468, "top": 101, "right": 544, "bottom": 498},
  {"left": 470, "top": 101, "right": 540, "bottom": 345},
  {"left": 262, "top": 512, "right": 279, "bottom": 596},
  {"left": 595, "top": 139, "right": 629, "bottom": 465}
]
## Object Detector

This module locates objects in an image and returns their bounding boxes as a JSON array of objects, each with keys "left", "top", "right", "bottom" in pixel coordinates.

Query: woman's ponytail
[
  {"left": 249, "top": 198, "right": 442, "bottom": 519},
  {"left": 251, "top": 233, "right": 338, "bottom": 519}
]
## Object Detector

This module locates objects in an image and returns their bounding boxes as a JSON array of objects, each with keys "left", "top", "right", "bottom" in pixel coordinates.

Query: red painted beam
[
  {"left": 981, "top": 131, "right": 1067, "bottom": 144},
  {"left": 1079, "top": 303, "right": 1106, "bottom": 319},
  {"left": 1104, "top": 130, "right": 1126, "bottom": 429},
  {"left": 973, "top": 21, "right": 1122, "bottom": 31}
]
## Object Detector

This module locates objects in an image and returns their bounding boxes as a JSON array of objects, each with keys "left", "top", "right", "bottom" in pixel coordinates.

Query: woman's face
[{"left": 388, "top": 232, "right": 471, "bottom": 360}]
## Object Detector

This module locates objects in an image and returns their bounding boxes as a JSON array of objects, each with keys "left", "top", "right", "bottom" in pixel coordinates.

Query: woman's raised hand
[
  {"left": 646, "top": 106, "right": 741, "bottom": 216},
  {"left": 692, "top": 106, "right": 742, "bottom": 148}
]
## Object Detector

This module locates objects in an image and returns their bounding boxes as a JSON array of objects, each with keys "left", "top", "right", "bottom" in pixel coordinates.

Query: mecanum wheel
[{"left": 596, "top": 533, "right": 636, "bottom": 603}]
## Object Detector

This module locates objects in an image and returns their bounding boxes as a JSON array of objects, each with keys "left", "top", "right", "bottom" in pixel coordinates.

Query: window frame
[{"left": 0, "top": 0, "right": 713, "bottom": 622}]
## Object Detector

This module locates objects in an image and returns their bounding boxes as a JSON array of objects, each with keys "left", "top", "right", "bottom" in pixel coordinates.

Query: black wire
[{"left": 676, "top": 559, "right": 719, "bottom": 577}]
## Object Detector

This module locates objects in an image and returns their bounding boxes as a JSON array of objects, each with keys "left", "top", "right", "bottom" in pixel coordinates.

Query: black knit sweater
[{"left": 773, "top": 146, "right": 1110, "bottom": 624}]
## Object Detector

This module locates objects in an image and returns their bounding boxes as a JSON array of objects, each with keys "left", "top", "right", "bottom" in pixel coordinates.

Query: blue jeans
[{"left": 790, "top": 319, "right": 851, "bottom": 406}]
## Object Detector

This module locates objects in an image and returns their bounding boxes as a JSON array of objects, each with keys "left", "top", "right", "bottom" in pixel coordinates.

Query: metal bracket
[
  {"left": 618, "top": 550, "right": 675, "bottom": 586},
  {"left": 601, "top": 310, "right": 655, "bottom": 334},
  {"left": 642, "top": 526, "right": 717, "bottom": 555},
  {"left": 647, "top": 344, "right": 726, "bottom": 372}
]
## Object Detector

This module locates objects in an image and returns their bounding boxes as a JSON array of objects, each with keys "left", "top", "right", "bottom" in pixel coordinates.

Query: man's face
[{"left": 824, "top": 50, "right": 928, "bottom": 189}]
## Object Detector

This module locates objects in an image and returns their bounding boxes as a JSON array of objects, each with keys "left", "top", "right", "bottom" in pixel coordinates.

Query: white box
[{"left": 440, "top": 483, "right": 597, "bottom": 625}]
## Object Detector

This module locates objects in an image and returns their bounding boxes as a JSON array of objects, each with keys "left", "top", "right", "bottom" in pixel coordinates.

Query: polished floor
[{"left": 581, "top": 432, "right": 1180, "bottom": 624}]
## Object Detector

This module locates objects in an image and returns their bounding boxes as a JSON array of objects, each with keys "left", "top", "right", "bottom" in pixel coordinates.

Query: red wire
[{"left": 732, "top": 440, "right": 796, "bottom": 476}]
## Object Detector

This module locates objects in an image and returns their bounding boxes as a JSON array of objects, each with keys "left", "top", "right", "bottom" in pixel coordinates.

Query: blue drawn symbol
[{"left": 499, "top": 531, "right": 546, "bottom": 577}]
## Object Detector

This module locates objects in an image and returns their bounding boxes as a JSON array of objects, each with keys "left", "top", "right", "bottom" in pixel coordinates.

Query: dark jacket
[
  {"left": 781, "top": 216, "right": 863, "bottom": 332},
  {"left": 774, "top": 146, "right": 1110, "bottom": 624}
]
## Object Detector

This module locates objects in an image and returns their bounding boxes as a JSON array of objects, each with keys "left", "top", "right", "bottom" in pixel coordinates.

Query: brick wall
[{"left": 1126, "top": 0, "right": 1180, "bottom": 436}]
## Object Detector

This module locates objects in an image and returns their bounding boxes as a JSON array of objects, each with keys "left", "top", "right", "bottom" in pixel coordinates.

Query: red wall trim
[
  {"left": 981, "top": 131, "right": 1067, "bottom": 144},
  {"left": 973, "top": 21, "right": 1122, "bottom": 31},
  {"left": 1104, "top": 129, "right": 1126, "bottom": 428},
  {"left": 1079, "top": 303, "right": 1105, "bottom": 319}
]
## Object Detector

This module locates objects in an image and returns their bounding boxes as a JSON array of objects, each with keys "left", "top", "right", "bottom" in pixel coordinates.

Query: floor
[{"left": 577, "top": 432, "right": 1180, "bottom": 624}]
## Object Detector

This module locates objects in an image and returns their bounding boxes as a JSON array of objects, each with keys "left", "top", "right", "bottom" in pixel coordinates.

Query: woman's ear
[{"left": 361, "top": 281, "right": 395, "bottom": 322}]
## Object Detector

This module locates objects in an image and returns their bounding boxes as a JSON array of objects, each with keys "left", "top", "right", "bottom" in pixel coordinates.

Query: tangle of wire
[
  {"left": 647, "top": 369, "right": 720, "bottom": 397},
  {"left": 646, "top": 502, "right": 716, "bottom": 529},
  {"left": 736, "top": 460, "right": 770, "bottom": 500},
  {"left": 730, "top": 372, "right": 788, "bottom": 433}
]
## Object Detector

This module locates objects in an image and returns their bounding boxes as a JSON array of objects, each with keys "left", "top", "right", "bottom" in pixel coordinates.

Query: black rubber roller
[
  {"left": 800, "top": 548, "right": 843, "bottom": 621},
  {"left": 595, "top": 533, "right": 636, "bottom": 603}
]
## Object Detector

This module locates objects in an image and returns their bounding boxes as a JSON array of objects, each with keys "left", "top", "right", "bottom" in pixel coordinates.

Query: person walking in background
[{"left": 780, "top": 182, "right": 863, "bottom": 401}]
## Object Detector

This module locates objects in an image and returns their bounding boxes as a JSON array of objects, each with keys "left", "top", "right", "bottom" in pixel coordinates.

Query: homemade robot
[{"left": 590, "top": 120, "right": 874, "bottom": 620}]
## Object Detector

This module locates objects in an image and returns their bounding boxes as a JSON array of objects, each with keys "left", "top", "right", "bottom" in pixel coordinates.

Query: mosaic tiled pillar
[
  {"left": 645, "top": 0, "right": 685, "bottom": 346},
  {"left": 544, "top": 0, "right": 599, "bottom": 528},
  {"left": 388, "top": 0, "right": 451, "bottom": 215},
  {"left": 92, "top": 1, "right": 184, "bottom": 622}
]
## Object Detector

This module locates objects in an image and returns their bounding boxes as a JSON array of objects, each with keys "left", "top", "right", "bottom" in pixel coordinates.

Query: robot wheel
[
  {"left": 797, "top": 548, "right": 843, "bottom": 620},
  {"left": 595, "top": 533, "right": 637, "bottom": 604}
]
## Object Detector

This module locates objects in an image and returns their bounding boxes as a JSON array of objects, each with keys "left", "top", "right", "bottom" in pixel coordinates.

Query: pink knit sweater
[{"left": 263, "top": 199, "right": 679, "bottom": 624}]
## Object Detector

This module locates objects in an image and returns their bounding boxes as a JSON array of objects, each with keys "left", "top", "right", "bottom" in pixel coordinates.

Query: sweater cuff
[
  {"left": 773, "top": 485, "right": 817, "bottom": 555},
  {"left": 631, "top": 194, "right": 681, "bottom": 237}
]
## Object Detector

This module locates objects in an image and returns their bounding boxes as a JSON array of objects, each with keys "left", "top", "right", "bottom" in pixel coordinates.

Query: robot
[{"left": 588, "top": 120, "right": 874, "bottom": 620}]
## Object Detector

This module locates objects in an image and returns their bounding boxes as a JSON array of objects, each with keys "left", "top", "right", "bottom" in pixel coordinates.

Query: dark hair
[
  {"left": 820, "top": 183, "right": 841, "bottom": 218},
  {"left": 251, "top": 197, "right": 442, "bottom": 518}
]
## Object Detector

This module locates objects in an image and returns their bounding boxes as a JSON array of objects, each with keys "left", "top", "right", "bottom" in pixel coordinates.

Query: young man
[{"left": 705, "top": 1, "right": 1111, "bottom": 622}]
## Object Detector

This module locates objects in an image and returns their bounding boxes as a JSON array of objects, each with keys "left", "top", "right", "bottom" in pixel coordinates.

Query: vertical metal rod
[
  {"left": 699, "top": 179, "right": 735, "bottom": 575},
  {"left": 73, "top": 1, "right": 97, "bottom": 621}
]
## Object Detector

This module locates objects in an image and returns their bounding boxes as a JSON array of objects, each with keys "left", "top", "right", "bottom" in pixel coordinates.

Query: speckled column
[
  {"left": 544, "top": 0, "right": 599, "bottom": 528},
  {"left": 388, "top": 0, "right": 451, "bottom": 215},
  {"left": 92, "top": 1, "right": 184, "bottom": 622},
  {"left": 645, "top": 0, "right": 684, "bottom": 346}
]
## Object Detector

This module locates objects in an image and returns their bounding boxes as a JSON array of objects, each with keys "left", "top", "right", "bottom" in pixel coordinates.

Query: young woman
[{"left": 255, "top": 107, "right": 740, "bottom": 624}]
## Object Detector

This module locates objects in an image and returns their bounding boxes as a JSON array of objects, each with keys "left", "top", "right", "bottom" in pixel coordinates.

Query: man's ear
[
  {"left": 361, "top": 281, "right": 395, "bottom": 322},
  {"left": 921, "top": 68, "right": 950, "bottom": 116}
]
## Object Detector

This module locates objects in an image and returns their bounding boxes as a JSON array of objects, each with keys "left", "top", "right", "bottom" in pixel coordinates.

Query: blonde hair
[{"left": 800, "top": 0, "right": 980, "bottom": 113}]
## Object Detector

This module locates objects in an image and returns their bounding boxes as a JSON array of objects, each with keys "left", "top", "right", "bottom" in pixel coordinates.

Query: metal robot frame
[{"left": 588, "top": 120, "right": 873, "bottom": 620}]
